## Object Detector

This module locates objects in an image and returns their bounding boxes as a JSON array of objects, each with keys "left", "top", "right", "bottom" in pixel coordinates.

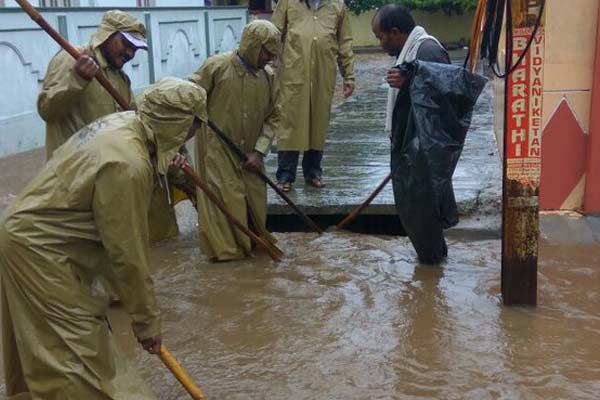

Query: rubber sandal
[
  {"left": 277, "top": 181, "right": 292, "bottom": 192},
  {"left": 306, "top": 178, "right": 326, "bottom": 188}
]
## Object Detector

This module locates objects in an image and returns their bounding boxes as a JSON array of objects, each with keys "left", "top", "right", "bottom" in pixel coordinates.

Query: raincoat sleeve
[
  {"left": 255, "top": 72, "right": 281, "bottom": 155},
  {"left": 336, "top": 5, "right": 355, "bottom": 84},
  {"left": 188, "top": 59, "right": 217, "bottom": 95},
  {"left": 93, "top": 162, "right": 161, "bottom": 340},
  {"left": 271, "top": 0, "right": 288, "bottom": 37},
  {"left": 37, "top": 50, "right": 91, "bottom": 121}
]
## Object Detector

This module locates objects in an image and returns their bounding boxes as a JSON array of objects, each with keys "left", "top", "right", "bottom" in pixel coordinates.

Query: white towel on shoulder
[{"left": 385, "top": 26, "right": 442, "bottom": 133}]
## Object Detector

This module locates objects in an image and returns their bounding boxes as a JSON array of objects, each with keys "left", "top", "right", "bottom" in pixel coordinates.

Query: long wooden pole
[
  {"left": 15, "top": 0, "right": 210, "bottom": 397},
  {"left": 182, "top": 164, "right": 283, "bottom": 261},
  {"left": 467, "top": 0, "right": 488, "bottom": 73},
  {"left": 206, "top": 120, "right": 323, "bottom": 234},
  {"left": 336, "top": 173, "right": 392, "bottom": 230},
  {"left": 159, "top": 347, "right": 207, "bottom": 400}
]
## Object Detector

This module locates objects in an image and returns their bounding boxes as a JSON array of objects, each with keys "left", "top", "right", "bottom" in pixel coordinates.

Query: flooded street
[
  {"left": 106, "top": 210, "right": 600, "bottom": 400},
  {"left": 0, "top": 52, "right": 598, "bottom": 399}
]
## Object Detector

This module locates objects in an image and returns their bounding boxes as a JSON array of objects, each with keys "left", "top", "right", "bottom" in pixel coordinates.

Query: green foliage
[{"left": 345, "top": 0, "right": 479, "bottom": 16}]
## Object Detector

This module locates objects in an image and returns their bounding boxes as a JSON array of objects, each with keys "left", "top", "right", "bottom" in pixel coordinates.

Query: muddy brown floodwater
[
  {"left": 0, "top": 209, "right": 598, "bottom": 399},
  {"left": 99, "top": 211, "right": 600, "bottom": 400}
]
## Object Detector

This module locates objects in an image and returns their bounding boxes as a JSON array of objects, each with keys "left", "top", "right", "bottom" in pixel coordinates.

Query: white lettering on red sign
[{"left": 506, "top": 27, "right": 545, "bottom": 181}]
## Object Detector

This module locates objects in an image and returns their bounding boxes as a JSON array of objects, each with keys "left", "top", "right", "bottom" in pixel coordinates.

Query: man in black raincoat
[{"left": 373, "top": 4, "right": 487, "bottom": 264}]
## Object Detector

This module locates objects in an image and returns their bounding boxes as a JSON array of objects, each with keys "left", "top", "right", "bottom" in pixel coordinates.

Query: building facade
[{"left": 493, "top": 0, "right": 600, "bottom": 213}]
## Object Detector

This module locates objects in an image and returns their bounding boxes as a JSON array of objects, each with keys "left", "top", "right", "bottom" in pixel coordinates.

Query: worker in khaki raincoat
[
  {"left": 37, "top": 9, "right": 190, "bottom": 244},
  {"left": 0, "top": 77, "right": 207, "bottom": 400},
  {"left": 38, "top": 9, "right": 146, "bottom": 159},
  {"left": 188, "top": 20, "right": 280, "bottom": 261},
  {"left": 272, "top": 0, "right": 355, "bottom": 191}
]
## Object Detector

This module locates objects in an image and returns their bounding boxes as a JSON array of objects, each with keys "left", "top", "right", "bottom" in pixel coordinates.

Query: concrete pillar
[
  {"left": 204, "top": 11, "right": 211, "bottom": 57},
  {"left": 584, "top": 4, "right": 600, "bottom": 214},
  {"left": 144, "top": 12, "right": 156, "bottom": 84}
]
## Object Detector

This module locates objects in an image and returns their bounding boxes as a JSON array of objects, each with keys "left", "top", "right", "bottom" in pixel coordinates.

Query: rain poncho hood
[
  {"left": 90, "top": 9, "right": 147, "bottom": 49},
  {"left": 238, "top": 20, "right": 281, "bottom": 69},
  {"left": 137, "top": 77, "right": 208, "bottom": 175}
]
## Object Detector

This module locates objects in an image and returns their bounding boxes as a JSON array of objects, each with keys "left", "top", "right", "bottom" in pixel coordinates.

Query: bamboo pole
[
  {"left": 336, "top": 173, "right": 392, "bottom": 231},
  {"left": 159, "top": 346, "right": 207, "bottom": 400},
  {"left": 467, "top": 0, "right": 488, "bottom": 73}
]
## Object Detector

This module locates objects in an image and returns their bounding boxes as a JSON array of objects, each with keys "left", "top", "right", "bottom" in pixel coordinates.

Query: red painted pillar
[{"left": 584, "top": 4, "right": 600, "bottom": 213}]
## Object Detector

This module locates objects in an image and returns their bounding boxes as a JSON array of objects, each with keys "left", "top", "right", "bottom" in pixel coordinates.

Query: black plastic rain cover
[{"left": 391, "top": 61, "right": 487, "bottom": 263}]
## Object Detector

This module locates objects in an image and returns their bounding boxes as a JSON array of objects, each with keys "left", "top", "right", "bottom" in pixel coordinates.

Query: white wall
[
  {"left": 93, "top": 0, "right": 137, "bottom": 6},
  {"left": 154, "top": 0, "right": 206, "bottom": 7},
  {"left": 4, "top": 0, "right": 41, "bottom": 7}
]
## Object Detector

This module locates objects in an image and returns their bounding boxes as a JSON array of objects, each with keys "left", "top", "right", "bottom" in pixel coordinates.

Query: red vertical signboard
[{"left": 506, "top": 27, "right": 545, "bottom": 183}]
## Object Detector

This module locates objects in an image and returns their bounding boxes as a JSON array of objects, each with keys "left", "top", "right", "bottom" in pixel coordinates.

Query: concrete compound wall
[
  {"left": 349, "top": 9, "right": 475, "bottom": 48},
  {"left": 0, "top": 6, "right": 247, "bottom": 157},
  {"left": 250, "top": 8, "right": 474, "bottom": 49}
]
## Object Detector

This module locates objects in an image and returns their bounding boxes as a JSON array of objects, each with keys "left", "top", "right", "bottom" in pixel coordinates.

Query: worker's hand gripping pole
[
  {"left": 181, "top": 163, "right": 283, "bottom": 261},
  {"left": 206, "top": 120, "right": 323, "bottom": 235}
]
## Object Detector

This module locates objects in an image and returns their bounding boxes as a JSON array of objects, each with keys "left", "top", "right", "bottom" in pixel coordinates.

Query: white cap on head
[{"left": 121, "top": 31, "right": 148, "bottom": 49}]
